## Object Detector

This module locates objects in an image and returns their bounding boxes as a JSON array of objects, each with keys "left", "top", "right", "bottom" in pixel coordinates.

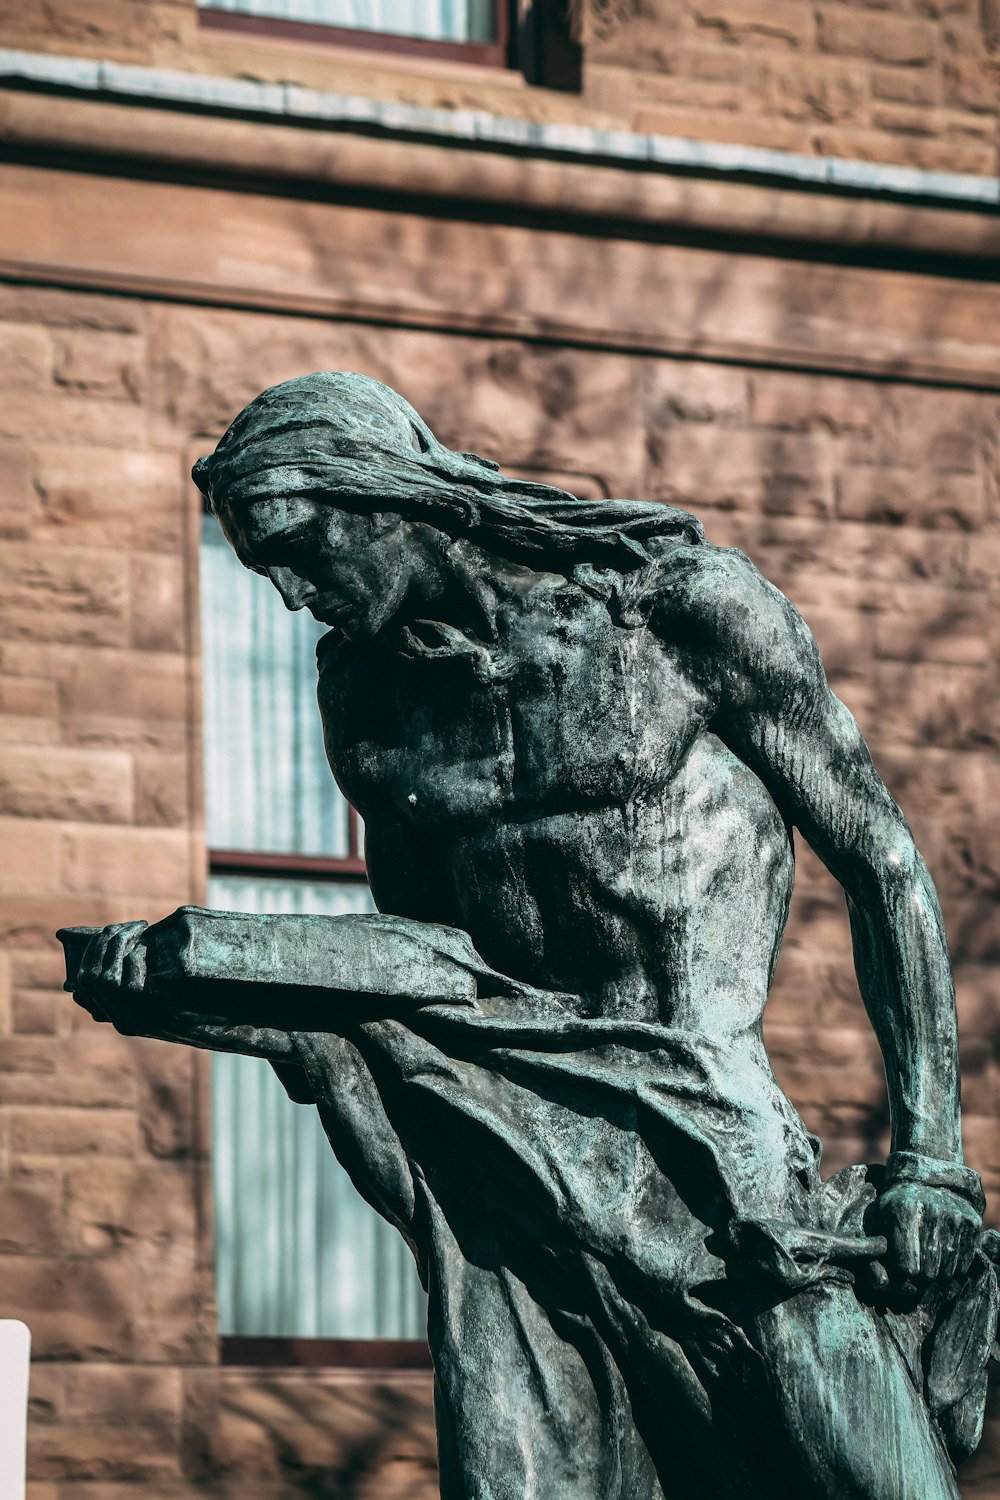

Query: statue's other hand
[
  {"left": 74, "top": 920, "right": 149, "bottom": 1025},
  {"left": 874, "top": 1182, "right": 982, "bottom": 1287}
]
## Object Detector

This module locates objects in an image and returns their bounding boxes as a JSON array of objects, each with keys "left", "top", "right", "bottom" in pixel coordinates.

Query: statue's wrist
[{"left": 884, "top": 1150, "right": 985, "bottom": 1214}]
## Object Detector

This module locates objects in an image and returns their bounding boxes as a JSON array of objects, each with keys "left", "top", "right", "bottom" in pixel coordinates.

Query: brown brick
[
  {"left": 31, "top": 446, "right": 184, "bottom": 552},
  {"left": 58, "top": 647, "right": 188, "bottom": 723},
  {"left": 138, "top": 1057, "right": 201, "bottom": 1163},
  {"left": 632, "top": 73, "right": 743, "bottom": 111},
  {"left": 870, "top": 64, "right": 942, "bottom": 105},
  {"left": 889, "top": 388, "right": 991, "bottom": 474},
  {"left": 750, "top": 372, "right": 883, "bottom": 434},
  {"left": 130, "top": 553, "right": 187, "bottom": 652},
  {"left": 668, "top": 43, "right": 746, "bottom": 84},
  {"left": 0, "top": 0, "right": 151, "bottom": 59},
  {"left": 0, "top": 1255, "right": 136, "bottom": 1360},
  {"left": 943, "top": 57, "right": 999, "bottom": 112},
  {"left": 11, "top": 988, "right": 59, "bottom": 1036},
  {"left": 0, "top": 818, "right": 61, "bottom": 892},
  {"left": 53, "top": 330, "right": 144, "bottom": 403},
  {"left": 643, "top": 361, "right": 750, "bottom": 426},
  {"left": 586, "top": 10, "right": 681, "bottom": 70},
  {"left": 0, "top": 441, "right": 36, "bottom": 540},
  {"left": 11, "top": 1106, "right": 139, "bottom": 1159},
  {"left": 134, "top": 1256, "right": 216, "bottom": 1364},
  {"left": 0, "top": 1177, "right": 62, "bottom": 1254},
  {"left": 0, "top": 675, "right": 58, "bottom": 718},
  {"left": 0, "top": 326, "right": 50, "bottom": 389},
  {"left": 0, "top": 1029, "right": 140, "bottom": 1109},
  {"left": 134, "top": 751, "right": 192, "bottom": 830},
  {"left": 0, "top": 391, "right": 148, "bottom": 449},
  {"left": 183, "top": 1368, "right": 437, "bottom": 1486},
  {"left": 0, "top": 710, "right": 59, "bottom": 746},
  {"left": 817, "top": 9, "right": 937, "bottom": 64},
  {"left": 874, "top": 662, "right": 995, "bottom": 749},
  {"left": 28, "top": 1421, "right": 181, "bottom": 1484},
  {"left": 63, "top": 1364, "right": 184, "bottom": 1427},
  {"left": 837, "top": 465, "right": 983, "bottom": 529},
  {"left": 654, "top": 425, "right": 834, "bottom": 516},
  {"left": 812, "top": 124, "right": 996, "bottom": 172},
  {"left": 64, "top": 1161, "right": 198, "bottom": 1256},
  {"left": 0, "top": 745, "right": 133, "bottom": 822},
  {"left": 871, "top": 102, "right": 996, "bottom": 138},
  {"left": 633, "top": 103, "right": 808, "bottom": 150},
  {"left": 874, "top": 591, "right": 989, "bottom": 665},
  {"left": 0, "top": 542, "right": 130, "bottom": 647},
  {"left": 11, "top": 949, "right": 70, "bottom": 990},
  {"left": 61, "top": 825, "right": 193, "bottom": 901},
  {"left": 692, "top": 0, "right": 815, "bottom": 48},
  {"left": 753, "top": 56, "right": 871, "bottom": 124}
]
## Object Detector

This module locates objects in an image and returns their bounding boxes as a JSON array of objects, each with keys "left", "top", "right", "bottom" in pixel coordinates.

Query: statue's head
[{"left": 193, "top": 371, "right": 703, "bottom": 648}]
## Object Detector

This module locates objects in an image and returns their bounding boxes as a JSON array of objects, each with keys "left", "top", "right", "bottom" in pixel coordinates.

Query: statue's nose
[{"left": 267, "top": 567, "right": 315, "bottom": 612}]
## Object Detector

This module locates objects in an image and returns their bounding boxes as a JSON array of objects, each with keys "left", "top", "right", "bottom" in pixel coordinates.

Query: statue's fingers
[
  {"left": 920, "top": 1222, "right": 943, "bottom": 1283},
  {"left": 74, "top": 926, "right": 121, "bottom": 1014},
  {"left": 101, "top": 921, "right": 147, "bottom": 993},
  {"left": 956, "top": 1218, "right": 981, "bottom": 1277},
  {"left": 938, "top": 1232, "right": 963, "bottom": 1284},
  {"left": 890, "top": 1212, "right": 922, "bottom": 1279}
]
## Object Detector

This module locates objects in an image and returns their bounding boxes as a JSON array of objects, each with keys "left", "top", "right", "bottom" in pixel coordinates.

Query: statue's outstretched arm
[
  {"left": 59, "top": 905, "right": 492, "bottom": 1055},
  {"left": 675, "top": 545, "right": 983, "bottom": 1284}
]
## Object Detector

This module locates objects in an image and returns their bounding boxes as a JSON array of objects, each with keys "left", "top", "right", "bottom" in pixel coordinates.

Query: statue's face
[{"left": 218, "top": 495, "right": 424, "bottom": 640}]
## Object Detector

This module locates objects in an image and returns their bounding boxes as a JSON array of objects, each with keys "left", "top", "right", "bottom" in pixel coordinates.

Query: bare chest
[{"left": 318, "top": 594, "right": 708, "bottom": 828}]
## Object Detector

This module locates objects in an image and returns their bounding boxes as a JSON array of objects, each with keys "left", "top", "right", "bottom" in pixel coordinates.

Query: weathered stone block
[
  {"left": 837, "top": 465, "right": 984, "bottom": 529},
  {"left": 817, "top": 8, "right": 937, "bottom": 64},
  {"left": 0, "top": 326, "right": 50, "bottom": 389},
  {"left": 0, "top": 542, "right": 130, "bottom": 647},
  {"left": 10, "top": 1105, "right": 140, "bottom": 1160},
  {"left": 31, "top": 446, "right": 184, "bottom": 553},
  {"left": 130, "top": 553, "right": 187, "bottom": 652},
  {"left": 0, "top": 819, "right": 60, "bottom": 893},
  {"left": 0, "top": 745, "right": 133, "bottom": 823},
  {"left": 654, "top": 425, "right": 835, "bottom": 516},
  {"left": 134, "top": 751, "right": 193, "bottom": 830},
  {"left": 182, "top": 1370, "right": 437, "bottom": 1490},
  {"left": 12, "top": 989, "right": 60, "bottom": 1036},
  {"left": 64, "top": 1161, "right": 199, "bottom": 1256},
  {"left": 61, "top": 825, "right": 192, "bottom": 901},
  {"left": 1, "top": 1254, "right": 136, "bottom": 1360},
  {"left": 0, "top": 1177, "right": 63, "bottom": 1254},
  {"left": 692, "top": 0, "right": 815, "bottom": 49},
  {"left": 53, "top": 330, "right": 144, "bottom": 403}
]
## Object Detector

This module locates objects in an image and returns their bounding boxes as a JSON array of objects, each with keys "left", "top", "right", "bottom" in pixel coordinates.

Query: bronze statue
[{"left": 60, "top": 373, "right": 997, "bottom": 1499}]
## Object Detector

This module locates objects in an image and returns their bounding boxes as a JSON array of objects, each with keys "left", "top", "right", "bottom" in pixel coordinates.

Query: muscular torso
[{"left": 318, "top": 558, "right": 794, "bottom": 1036}]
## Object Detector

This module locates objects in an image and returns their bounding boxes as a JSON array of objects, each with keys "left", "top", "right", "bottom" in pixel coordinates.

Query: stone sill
[{"left": 0, "top": 45, "right": 998, "bottom": 213}]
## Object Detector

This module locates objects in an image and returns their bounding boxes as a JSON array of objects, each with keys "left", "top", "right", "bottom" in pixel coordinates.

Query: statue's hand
[
  {"left": 873, "top": 1182, "right": 982, "bottom": 1287},
  {"left": 74, "top": 920, "right": 150, "bottom": 1025}
]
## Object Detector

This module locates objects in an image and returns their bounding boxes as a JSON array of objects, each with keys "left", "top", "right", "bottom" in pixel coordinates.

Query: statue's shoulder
[{"left": 646, "top": 538, "right": 817, "bottom": 683}]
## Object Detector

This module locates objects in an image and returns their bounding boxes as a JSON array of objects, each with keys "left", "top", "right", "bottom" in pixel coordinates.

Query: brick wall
[{"left": 0, "top": 0, "right": 997, "bottom": 175}]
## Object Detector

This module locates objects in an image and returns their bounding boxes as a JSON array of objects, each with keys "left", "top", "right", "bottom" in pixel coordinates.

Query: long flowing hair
[{"left": 193, "top": 372, "right": 702, "bottom": 675}]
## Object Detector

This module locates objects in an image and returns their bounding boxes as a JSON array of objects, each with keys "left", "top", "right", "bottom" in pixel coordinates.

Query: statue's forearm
[
  {"left": 846, "top": 849, "right": 962, "bottom": 1163},
  {"left": 60, "top": 906, "right": 489, "bottom": 1037}
]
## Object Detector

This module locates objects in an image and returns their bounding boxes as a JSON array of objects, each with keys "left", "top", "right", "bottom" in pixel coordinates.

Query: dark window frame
[
  {"left": 198, "top": 2, "right": 513, "bottom": 69},
  {"left": 209, "top": 804, "right": 367, "bottom": 883}
]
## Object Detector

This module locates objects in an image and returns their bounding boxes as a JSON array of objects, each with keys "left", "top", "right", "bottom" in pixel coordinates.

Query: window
[
  {"left": 198, "top": 0, "right": 510, "bottom": 65},
  {"left": 200, "top": 513, "right": 426, "bottom": 1343}
]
